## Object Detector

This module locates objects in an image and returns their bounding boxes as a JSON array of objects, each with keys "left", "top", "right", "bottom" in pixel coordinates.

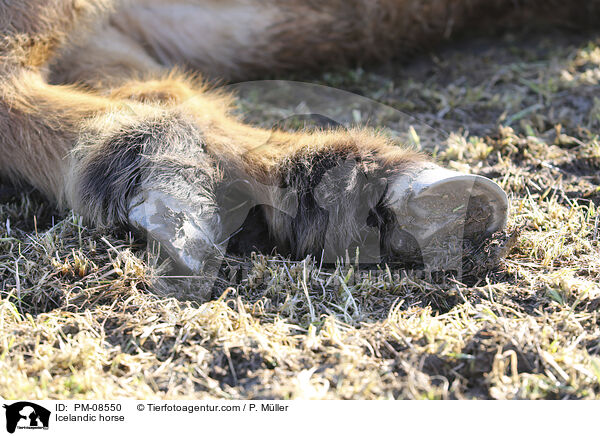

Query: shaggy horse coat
[{"left": 0, "top": 0, "right": 596, "bottom": 277}]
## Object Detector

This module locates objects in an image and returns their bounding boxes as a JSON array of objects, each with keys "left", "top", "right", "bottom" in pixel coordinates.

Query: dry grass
[{"left": 1, "top": 29, "right": 599, "bottom": 399}]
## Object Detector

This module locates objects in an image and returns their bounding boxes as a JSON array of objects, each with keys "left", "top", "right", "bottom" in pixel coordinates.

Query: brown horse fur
[{"left": 0, "top": 0, "right": 598, "bottom": 274}]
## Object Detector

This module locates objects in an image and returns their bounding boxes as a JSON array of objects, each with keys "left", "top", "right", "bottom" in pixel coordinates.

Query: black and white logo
[{"left": 2, "top": 402, "right": 50, "bottom": 434}]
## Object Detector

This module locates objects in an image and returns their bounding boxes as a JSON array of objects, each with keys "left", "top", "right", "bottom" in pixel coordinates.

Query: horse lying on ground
[{"left": 1, "top": 0, "right": 595, "bottom": 291}]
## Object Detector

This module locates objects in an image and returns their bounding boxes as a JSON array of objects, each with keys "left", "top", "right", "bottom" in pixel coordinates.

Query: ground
[{"left": 1, "top": 28, "right": 599, "bottom": 400}]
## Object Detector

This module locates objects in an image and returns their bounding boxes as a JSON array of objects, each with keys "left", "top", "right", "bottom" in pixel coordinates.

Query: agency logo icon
[{"left": 2, "top": 402, "right": 50, "bottom": 434}]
